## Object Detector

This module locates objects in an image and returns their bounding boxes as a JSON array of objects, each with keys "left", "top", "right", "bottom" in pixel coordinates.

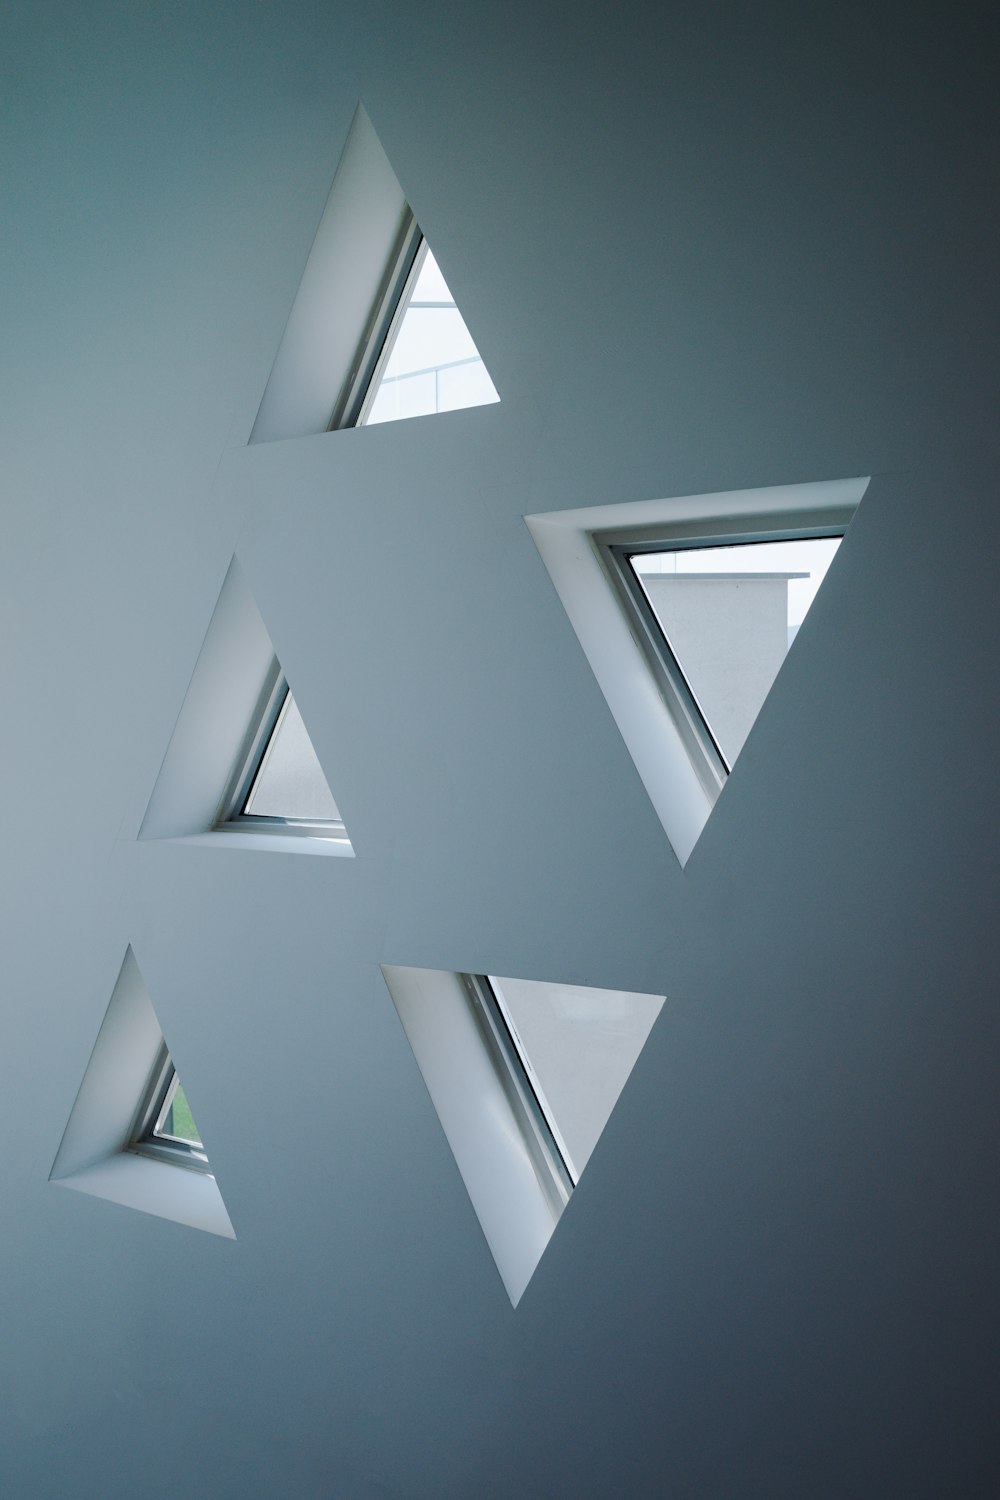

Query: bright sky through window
[
  {"left": 632, "top": 536, "right": 841, "bottom": 767},
  {"left": 362, "top": 245, "right": 499, "bottom": 425}
]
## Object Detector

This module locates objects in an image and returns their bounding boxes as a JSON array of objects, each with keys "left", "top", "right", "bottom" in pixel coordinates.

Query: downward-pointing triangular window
[
  {"left": 130, "top": 1045, "right": 209, "bottom": 1172},
  {"left": 483, "top": 976, "right": 660, "bottom": 1186},
  {"left": 380, "top": 965, "right": 664, "bottom": 1305},
  {"left": 50, "top": 948, "right": 235, "bottom": 1238}
]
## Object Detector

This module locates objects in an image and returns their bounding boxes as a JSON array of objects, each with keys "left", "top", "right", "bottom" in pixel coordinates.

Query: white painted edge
[{"left": 525, "top": 476, "right": 870, "bottom": 866}]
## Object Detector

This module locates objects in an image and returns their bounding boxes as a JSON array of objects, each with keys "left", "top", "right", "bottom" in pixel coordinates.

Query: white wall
[{"left": 1, "top": 3, "right": 997, "bottom": 1497}]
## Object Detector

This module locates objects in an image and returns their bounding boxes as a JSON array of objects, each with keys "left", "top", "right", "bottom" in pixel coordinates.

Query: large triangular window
[
  {"left": 526, "top": 478, "right": 869, "bottom": 866},
  {"left": 216, "top": 662, "right": 347, "bottom": 841}
]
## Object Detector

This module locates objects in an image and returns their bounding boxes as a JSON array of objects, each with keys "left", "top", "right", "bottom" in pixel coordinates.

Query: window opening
[
  {"left": 464, "top": 973, "right": 668, "bottom": 1198},
  {"left": 334, "top": 213, "right": 500, "bottom": 429},
  {"left": 128, "top": 1044, "right": 209, "bottom": 1173},
  {"left": 598, "top": 525, "right": 844, "bottom": 787},
  {"left": 215, "top": 661, "right": 348, "bottom": 841},
  {"left": 381, "top": 964, "right": 665, "bottom": 1304}
]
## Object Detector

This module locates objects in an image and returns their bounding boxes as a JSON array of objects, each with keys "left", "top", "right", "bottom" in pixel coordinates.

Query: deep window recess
[
  {"left": 595, "top": 523, "right": 845, "bottom": 794},
  {"left": 128, "top": 1044, "right": 209, "bottom": 1173},
  {"left": 332, "top": 211, "right": 499, "bottom": 429},
  {"left": 215, "top": 660, "right": 348, "bottom": 841}
]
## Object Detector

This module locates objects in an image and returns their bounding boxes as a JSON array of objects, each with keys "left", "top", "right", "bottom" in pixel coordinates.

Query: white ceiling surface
[{"left": 1, "top": 4, "right": 997, "bottom": 1497}]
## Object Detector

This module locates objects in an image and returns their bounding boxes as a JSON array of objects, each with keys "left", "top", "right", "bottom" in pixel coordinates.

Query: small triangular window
[
  {"left": 484, "top": 976, "right": 662, "bottom": 1186},
  {"left": 130, "top": 1045, "right": 210, "bottom": 1172},
  {"left": 242, "top": 688, "right": 342, "bottom": 824},
  {"left": 357, "top": 237, "right": 499, "bottom": 427}
]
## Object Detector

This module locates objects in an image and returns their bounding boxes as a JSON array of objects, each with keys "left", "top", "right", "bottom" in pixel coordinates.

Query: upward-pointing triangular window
[
  {"left": 139, "top": 557, "right": 352, "bottom": 856},
  {"left": 50, "top": 947, "right": 235, "bottom": 1238},
  {"left": 482, "top": 975, "right": 660, "bottom": 1186},
  {"left": 217, "top": 665, "right": 347, "bottom": 840},
  {"left": 354, "top": 232, "right": 499, "bottom": 427},
  {"left": 129, "top": 1044, "right": 209, "bottom": 1172},
  {"left": 249, "top": 106, "right": 499, "bottom": 443},
  {"left": 526, "top": 478, "right": 868, "bottom": 866}
]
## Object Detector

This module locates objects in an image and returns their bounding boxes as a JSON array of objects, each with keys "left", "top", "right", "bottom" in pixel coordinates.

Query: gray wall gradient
[{"left": 1, "top": 2, "right": 997, "bottom": 1496}]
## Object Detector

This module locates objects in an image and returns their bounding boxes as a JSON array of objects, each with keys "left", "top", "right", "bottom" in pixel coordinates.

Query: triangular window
[
  {"left": 50, "top": 948, "right": 235, "bottom": 1237},
  {"left": 526, "top": 479, "right": 867, "bottom": 866},
  {"left": 381, "top": 965, "right": 664, "bottom": 1304},
  {"left": 352, "top": 230, "right": 500, "bottom": 427},
  {"left": 216, "top": 664, "right": 348, "bottom": 842},
  {"left": 618, "top": 533, "right": 843, "bottom": 775},
  {"left": 250, "top": 107, "right": 499, "bottom": 443},
  {"left": 129, "top": 1044, "right": 210, "bottom": 1172},
  {"left": 468, "top": 975, "right": 663, "bottom": 1200},
  {"left": 242, "top": 685, "right": 342, "bottom": 824}
]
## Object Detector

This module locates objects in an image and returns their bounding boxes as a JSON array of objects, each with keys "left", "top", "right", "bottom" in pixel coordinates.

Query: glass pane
[
  {"left": 489, "top": 977, "right": 664, "bottom": 1182},
  {"left": 244, "top": 693, "right": 342, "bottom": 823},
  {"left": 158, "top": 1080, "right": 202, "bottom": 1147},
  {"left": 363, "top": 246, "right": 499, "bottom": 426},
  {"left": 632, "top": 536, "right": 841, "bottom": 767}
]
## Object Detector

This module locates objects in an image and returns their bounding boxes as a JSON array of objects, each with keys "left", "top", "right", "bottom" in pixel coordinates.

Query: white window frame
[{"left": 526, "top": 477, "right": 870, "bottom": 866}]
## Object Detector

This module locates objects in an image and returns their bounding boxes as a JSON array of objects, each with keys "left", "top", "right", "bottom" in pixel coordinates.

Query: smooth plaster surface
[{"left": 1, "top": 3, "right": 998, "bottom": 1496}]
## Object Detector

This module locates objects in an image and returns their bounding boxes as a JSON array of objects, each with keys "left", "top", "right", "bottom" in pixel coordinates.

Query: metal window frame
[
  {"left": 127, "top": 1043, "right": 210, "bottom": 1174},
  {"left": 592, "top": 509, "right": 852, "bottom": 800},
  {"left": 328, "top": 210, "right": 425, "bottom": 430},
  {"left": 462, "top": 975, "right": 575, "bottom": 1215},
  {"left": 213, "top": 657, "right": 350, "bottom": 844}
]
